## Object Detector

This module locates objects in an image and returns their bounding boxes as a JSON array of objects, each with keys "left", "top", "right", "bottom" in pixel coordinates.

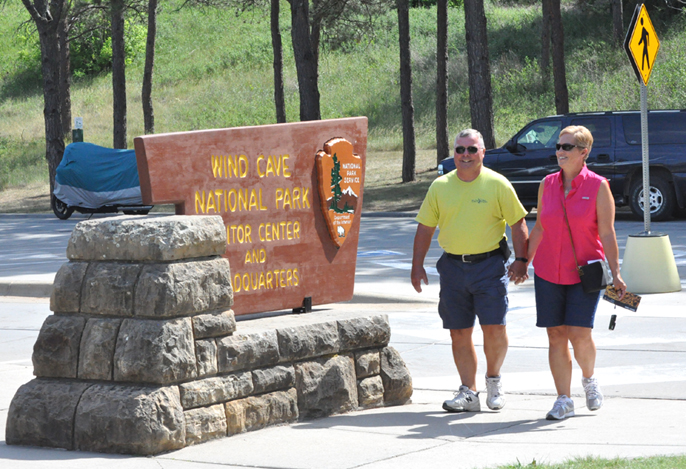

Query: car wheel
[
  {"left": 51, "top": 195, "right": 74, "bottom": 220},
  {"left": 628, "top": 176, "right": 675, "bottom": 221}
]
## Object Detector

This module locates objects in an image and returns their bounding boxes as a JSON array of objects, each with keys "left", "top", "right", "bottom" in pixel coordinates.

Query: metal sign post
[
  {"left": 624, "top": 3, "right": 659, "bottom": 231},
  {"left": 619, "top": 4, "right": 681, "bottom": 293},
  {"left": 640, "top": 82, "right": 650, "bottom": 233}
]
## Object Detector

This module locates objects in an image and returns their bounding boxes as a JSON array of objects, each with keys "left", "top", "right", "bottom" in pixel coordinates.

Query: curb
[
  {"left": 0, "top": 282, "right": 53, "bottom": 298},
  {"left": 361, "top": 211, "right": 418, "bottom": 218}
]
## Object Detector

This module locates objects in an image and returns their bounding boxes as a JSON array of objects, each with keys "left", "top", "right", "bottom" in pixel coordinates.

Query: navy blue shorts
[
  {"left": 435, "top": 253, "right": 509, "bottom": 330},
  {"left": 534, "top": 274, "right": 602, "bottom": 328}
]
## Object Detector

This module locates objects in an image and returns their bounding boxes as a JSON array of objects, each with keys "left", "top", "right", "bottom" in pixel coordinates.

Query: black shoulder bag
[{"left": 561, "top": 200, "right": 610, "bottom": 293}]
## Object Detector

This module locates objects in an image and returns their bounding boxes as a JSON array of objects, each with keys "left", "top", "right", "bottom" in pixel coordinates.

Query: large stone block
[
  {"left": 178, "top": 372, "right": 253, "bottom": 409},
  {"left": 6, "top": 379, "right": 92, "bottom": 450},
  {"left": 74, "top": 384, "right": 186, "bottom": 455},
  {"left": 114, "top": 317, "right": 197, "bottom": 384},
  {"left": 295, "top": 354, "right": 358, "bottom": 419},
  {"left": 380, "top": 346, "right": 413, "bottom": 405},
  {"left": 67, "top": 215, "right": 227, "bottom": 261},
  {"left": 78, "top": 318, "right": 122, "bottom": 380},
  {"left": 134, "top": 258, "right": 233, "bottom": 318},
  {"left": 355, "top": 349, "right": 381, "bottom": 378},
  {"left": 337, "top": 315, "right": 391, "bottom": 351},
  {"left": 195, "top": 339, "right": 218, "bottom": 378},
  {"left": 184, "top": 404, "right": 227, "bottom": 446},
  {"left": 276, "top": 321, "right": 339, "bottom": 362},
  {"left": 225, "top": 388, "right": 298, "bottom": 435},
  {"left": 216, "top": 331, "right": 279, "bottom": 373},
  {"left": 252, "top": 365, "right": 296, "bottom": 394},
  {"left": 33, "top": 315, "right": 87, "bottom": 378},
  {"left": 81, "top": 262, "right": 141, "bottom": 316},
  {"left": 358, "top": 375, "right": 384, "bottom": 408},
  {"left": 192, "top": 309, "right": 236, "bottom": 339},
  {"left": 50, "top": 261, "right": 88, "bottom": 313}
]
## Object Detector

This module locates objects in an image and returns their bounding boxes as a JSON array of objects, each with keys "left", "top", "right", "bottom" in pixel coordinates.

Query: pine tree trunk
[
  {"left": 58, "top": 12, "right": 72, "bottom": 139},
  {"left": 550, "top": 0, "right": 569, "bottom": 114},
  {"left": 143, "top": 0, "right": 158, "bottom": 135},
  {"left": 464, "top": 0, "right": 495, "bottom": 149},
  {"left": 21, "top": 0, "right": 67, "bottom": 194},
  {"left": 436, "top": 0, "right": 450, "bottom": 165},
  {"left": 288, "top": 0, "right": 321, "bottom": 121},
  {"left": 612, "top": 0, "right": 623, "bottom": 45},
  {"left": 111, "top": 0, "right": 127, "bottom": 148},
  {"left": 310, "top": 0, "right": 321, "bottom": 68},
  {"left": 541, "top": 0, "right": 551, "bottom": 77},
  {"left": 271, "top": 0, "right": 286, "bottom": 123},
  {"left": 397, "top": 0, "right": 416, "bottom": 183}
]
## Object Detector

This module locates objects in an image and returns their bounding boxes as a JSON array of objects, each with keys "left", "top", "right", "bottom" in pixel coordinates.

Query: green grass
[
  {"left": 1, "top": 0, "right": 686, "bottom": 197},
  {"left": 498, "top": 454, "right": 686, "bottom": 468}
]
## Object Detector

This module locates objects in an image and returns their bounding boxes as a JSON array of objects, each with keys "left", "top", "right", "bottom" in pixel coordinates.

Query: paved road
[{"left": 4, "top": 211, "right": 684, "bottom": 283}]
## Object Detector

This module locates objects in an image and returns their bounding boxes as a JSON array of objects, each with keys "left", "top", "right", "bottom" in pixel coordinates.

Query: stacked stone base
[
  {"left": 8, "top": 312, "right": 411, "bottom": 455},
  {"left": 5, "top": 216, "right": 412, "bottom": 455}
]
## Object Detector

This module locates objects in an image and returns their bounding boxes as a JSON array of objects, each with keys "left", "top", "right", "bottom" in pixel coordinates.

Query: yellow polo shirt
[{"left": 416, "top": 167, "right": 527, "bottom": 255}]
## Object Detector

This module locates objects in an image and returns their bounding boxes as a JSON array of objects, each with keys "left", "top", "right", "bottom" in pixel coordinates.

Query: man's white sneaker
[
  {"left": 582, "top": 376, "right": 603, "bottom": 411},
  {"left": 442, "top": 385, "right": 481, "bottom": 412},
  {"left": 485, "top": 375, "right": 505, "bottom": 410},
  {"left": 546, "top": 395, "right": 575, "bottom": 420}
]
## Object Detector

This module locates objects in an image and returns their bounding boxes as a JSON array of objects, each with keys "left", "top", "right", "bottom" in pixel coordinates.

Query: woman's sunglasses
[
  {"left": 455, "top": 145, "right": 480, "bottom": 154},
  {"left": 555, "top": 143, "right": 585, "bottom": 151}
]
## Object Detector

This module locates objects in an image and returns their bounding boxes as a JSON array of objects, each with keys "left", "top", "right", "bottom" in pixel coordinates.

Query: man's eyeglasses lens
[
  {"left": 455, "top": 146, "right": 480, "bottom": 154},
  {"left": 556, "top": 143, "right": 579, "bottom": 151}
]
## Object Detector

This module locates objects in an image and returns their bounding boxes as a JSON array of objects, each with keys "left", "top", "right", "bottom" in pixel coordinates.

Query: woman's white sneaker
[
  {"left": 582, "top": 376, "right": 603, "bottom": 411},
  {"left": 485, "top": 375, "right": 505, "bottom": 410},
  {"left": 546, "top": 395, "right": 575, "bottom": 420},
  {"left": 442, "top": 385, "right": 481, "bottom": 412}
]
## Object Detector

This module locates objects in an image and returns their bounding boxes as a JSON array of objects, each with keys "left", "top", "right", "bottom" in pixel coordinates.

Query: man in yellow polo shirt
[{"left": 411, "top": 128, "right": 529, "bottom": 412}]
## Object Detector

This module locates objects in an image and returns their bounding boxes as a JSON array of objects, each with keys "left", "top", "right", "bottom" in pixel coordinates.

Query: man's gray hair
[{"left": 455, "top": 129, "right": 485, "bottom": 149}]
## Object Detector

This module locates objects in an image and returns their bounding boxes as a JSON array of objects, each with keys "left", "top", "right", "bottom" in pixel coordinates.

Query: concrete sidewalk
[
  {"left": 1, "top": 291, "right": 686, "bottom": 469},
  {"left": 1, "top": 212, "right": 686, "bottom": 468}
]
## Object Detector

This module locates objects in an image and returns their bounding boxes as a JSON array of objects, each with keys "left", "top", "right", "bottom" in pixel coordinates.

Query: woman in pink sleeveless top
[{"left": 525, "top": 125, "right": 627, "bottom": 420}]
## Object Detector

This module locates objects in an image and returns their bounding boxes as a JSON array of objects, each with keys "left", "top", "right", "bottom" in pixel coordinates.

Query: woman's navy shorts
[
  {"left": 436, "top": 253, "right": 509, "bottom": 330},
  {"left": 534, "top": 274, "right": 602, "bottom": 328}
]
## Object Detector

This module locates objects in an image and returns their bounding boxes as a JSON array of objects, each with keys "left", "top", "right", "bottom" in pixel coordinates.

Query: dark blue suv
[{"left": 438, "top": 110, "right": 686, "bottom": 221}]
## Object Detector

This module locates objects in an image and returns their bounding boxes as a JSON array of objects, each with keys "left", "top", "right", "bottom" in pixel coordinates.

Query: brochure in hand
[{"left": 603, "top": 286, "right": 641, "bottom": 312}]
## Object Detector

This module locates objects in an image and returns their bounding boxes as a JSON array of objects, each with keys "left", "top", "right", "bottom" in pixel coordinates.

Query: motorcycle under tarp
[{"left": 52, "top": 142, "right": 153, "bottom": 220}]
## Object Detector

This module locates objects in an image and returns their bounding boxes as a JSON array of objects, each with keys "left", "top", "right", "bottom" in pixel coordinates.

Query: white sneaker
[
  {"left": 442, "top": 385, "right": 481, "bottom": 412},
  {"left": 546, "top": 395, "right": 575, "bottom": 420},
  {"left": 485, "top": 374, "right": 505, "bottom": 410},
  {"left": 582, "top": 376, "right": 603, "bottom": 411}
]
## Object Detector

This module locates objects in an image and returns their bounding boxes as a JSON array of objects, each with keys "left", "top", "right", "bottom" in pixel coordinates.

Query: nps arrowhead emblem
[{"left": 316, "top": 138, "right": 363, "bottom": 248}]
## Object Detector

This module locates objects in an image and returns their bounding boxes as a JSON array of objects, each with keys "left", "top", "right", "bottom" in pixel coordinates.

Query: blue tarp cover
[{"left": 53, "top": 142, "right": 143, "bottom": 208}]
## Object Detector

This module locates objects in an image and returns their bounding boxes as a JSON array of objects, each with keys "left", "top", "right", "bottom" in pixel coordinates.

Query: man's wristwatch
[{"left": 515, "top": 257, "right": 528, "bottom": 263}]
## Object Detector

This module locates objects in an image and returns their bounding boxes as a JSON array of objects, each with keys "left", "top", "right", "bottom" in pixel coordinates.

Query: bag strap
[{"left": 561, "top": 195, "right": 582, "bottom": 272}]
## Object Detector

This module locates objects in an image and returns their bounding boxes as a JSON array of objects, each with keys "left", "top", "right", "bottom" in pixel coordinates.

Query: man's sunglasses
[
  {"left": 555, "top": 143, "right": 585, "bottom": 151},
  {"left": 455, "top": 145, "right": 480, "bottom": 154}
]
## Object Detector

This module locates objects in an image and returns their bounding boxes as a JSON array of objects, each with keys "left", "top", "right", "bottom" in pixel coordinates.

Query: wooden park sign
[{"left": 134, "top": 117, "right": 367, "bottom": 316}]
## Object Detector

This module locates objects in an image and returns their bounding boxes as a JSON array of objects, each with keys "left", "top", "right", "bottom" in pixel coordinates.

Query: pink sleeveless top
[{"left": 533, "top": 166, "right": 606, "bottom": 285}]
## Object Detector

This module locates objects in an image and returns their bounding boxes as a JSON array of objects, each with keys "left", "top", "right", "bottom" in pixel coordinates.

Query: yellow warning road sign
[{"left": 624, "top": 4, "right": 660, "bottom": 85}]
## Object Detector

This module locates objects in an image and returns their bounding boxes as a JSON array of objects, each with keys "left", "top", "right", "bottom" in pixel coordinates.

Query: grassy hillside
[{"left": 1, "top": 0, "right": 686, "bottom": 201}]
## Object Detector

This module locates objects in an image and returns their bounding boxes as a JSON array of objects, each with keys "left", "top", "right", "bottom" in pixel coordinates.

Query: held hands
[{"left": 507, "top": 259, "right": 529, "bottom": 285}]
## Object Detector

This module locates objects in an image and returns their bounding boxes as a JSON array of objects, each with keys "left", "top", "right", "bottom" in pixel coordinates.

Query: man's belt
[{"left": 446, "top": 247, "right": 502, "bottom": 264}]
